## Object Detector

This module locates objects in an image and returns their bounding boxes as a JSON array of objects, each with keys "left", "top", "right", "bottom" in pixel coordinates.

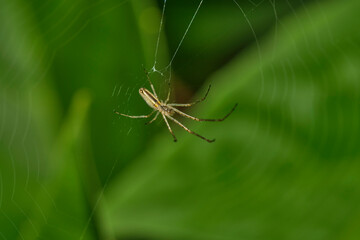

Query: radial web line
[
  {"left": 152, "top": 0, "right": 167, "bottom": 71},
  {"left": 167, "top": 0, "right": 204, "bottom": 68}
]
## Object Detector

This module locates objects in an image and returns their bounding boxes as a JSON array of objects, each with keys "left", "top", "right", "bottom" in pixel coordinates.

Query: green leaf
[
  {"left": 1, "top": 0, "right": 168, "bottom": 238},
  {"left": 103, "top": 1, "right": 360, "bottom": 239},
  {"left": 0, "top": 1, "right": 94, "bottom": 238}
]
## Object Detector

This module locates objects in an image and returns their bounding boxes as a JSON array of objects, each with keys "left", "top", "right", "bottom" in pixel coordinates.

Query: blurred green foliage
[{"left": 0, "top": 0, "right": 360, "bottom": 239}]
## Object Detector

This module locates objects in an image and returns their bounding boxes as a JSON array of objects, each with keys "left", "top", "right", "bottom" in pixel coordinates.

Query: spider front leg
[
  {"left": 161, "top": 113, "right": 177, "bottom": 142},
  {"left": 169, "top": 103, "right": 238, "bottom": 122},
  {"left": 143, "top": 67, "right": 158, "bottom": 98},
  {"left": 165, "top": 81, "right": 171, "bottom": 103},
  {"left": 114, "top": 110, "right": 155, "bottom": 119},
  {"left": 168, "top": 84, "right": 211, "bottom": 107}
]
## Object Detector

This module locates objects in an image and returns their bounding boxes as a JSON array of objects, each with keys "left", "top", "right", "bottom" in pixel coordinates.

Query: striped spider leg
[{"left": 114, "top": 72, "right": 237, "bottom": 142}]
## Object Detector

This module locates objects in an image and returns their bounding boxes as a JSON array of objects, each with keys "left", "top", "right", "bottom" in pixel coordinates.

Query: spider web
[
  {"left": 0, "top": 0, "right": 279, "bottom": 238},
  {"left": 106, "top": 1, "right": 360, "bottom": 238},
  {"left": 2, "top": 0, "right": 359, "bottom": 239},
  {"left": 105, "top": 0, "right": 272, "bottom": 235},
  {"left": 113, "top": 0, "right": 272, "bottom": 175}
]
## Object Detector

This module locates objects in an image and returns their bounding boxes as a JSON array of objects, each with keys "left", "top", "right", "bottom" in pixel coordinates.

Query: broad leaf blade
[{"left": 103, "top": 1, "right": 360, "bottom": 239}]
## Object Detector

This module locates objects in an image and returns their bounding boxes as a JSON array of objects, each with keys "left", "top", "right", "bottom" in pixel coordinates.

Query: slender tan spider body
[
  {"left": 114, "top": 70, "right": 237, "bottom": 143},
  {"left": 139, "top": 88, "right": 175, "bottom": 116}
]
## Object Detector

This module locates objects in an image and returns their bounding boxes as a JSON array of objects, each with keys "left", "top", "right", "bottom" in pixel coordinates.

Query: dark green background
[{"left": 1, "top": 0, "right": 359, "bottom": 239}]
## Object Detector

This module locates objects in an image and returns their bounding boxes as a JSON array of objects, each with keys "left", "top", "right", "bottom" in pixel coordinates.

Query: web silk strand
[
  {"left": 167, "top": 0, "right": 204, "bottom": 68},
  {"left": 152, "top": 0, "right": 167, "bottom": 71}
]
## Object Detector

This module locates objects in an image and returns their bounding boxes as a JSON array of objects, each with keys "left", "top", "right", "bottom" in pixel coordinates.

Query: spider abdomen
[{"left": 139, "top": 88, "right": 161, "bottom": 110}]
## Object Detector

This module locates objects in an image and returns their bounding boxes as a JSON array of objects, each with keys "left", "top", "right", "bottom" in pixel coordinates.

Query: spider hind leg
[{"left": 166, "top": 115, "right": 215, "bottom": 143}]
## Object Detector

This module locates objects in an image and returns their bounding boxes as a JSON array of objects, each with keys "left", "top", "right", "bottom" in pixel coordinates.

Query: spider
[{"left": 114, "top": 71, "right": 237, "bottom": 143}]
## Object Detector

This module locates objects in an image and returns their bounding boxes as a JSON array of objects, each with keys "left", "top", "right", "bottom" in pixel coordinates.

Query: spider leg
[
  {"left": 168, "top": 84, "right": 211, "bottom": 107},
  {"left": 145, "top": 111, "right": 160, "bottom": 125},
  {"left": 166, "top": 115, "right": 215, "bottom": 143},
  {"left": 165, "top": 82, "right": 171, "bottom": 103},
  {"left": 114, "top": 110, "right": 155, "bottom": 119},
  {"left": 169, "top": 103, "right": 238, "bottom": 122},
  {"left": 161, "top": 113, "right": 177, "bottom": 142},
  {"left": 143, "top": 67, "right": 158, "bottom": 98}
]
